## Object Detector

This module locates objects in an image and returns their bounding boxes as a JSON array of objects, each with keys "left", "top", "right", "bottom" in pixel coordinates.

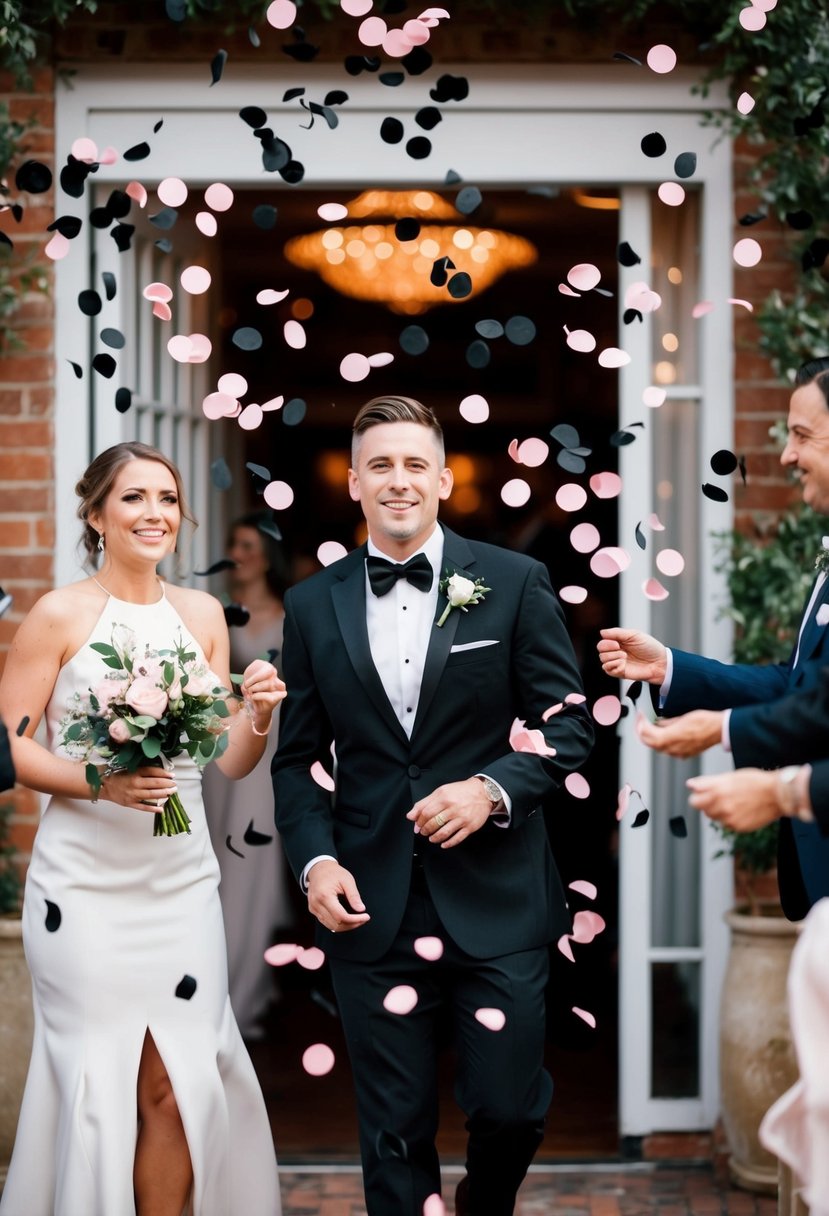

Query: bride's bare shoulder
[
  {"left": 164, "top": 583, "right": 224, "bottom": 627},
  {"left": 30, "top": 580, "right": 103, "bottom": 622}
]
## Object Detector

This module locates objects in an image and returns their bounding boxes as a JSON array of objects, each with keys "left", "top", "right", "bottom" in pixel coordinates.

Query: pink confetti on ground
[
  {"left": 739, "top": 4, "right": 766, "bottom": 29},
  {"left": 643, "top": 386, "right": 666, "bottom": 408},
  {"left": 71, "top": 137, "right": 98, "bottom": 163},
  {"left": 264, "top": 942, "right": 300, "bottom": 967},
  {"left": 728, "top": 297, "right": 754, "bottom": 311},
  {"left": 317, "top": 540, "right": 348, "bottom": 566},
  {"left": 616, "top": 783, "right": 632, "bottom": 821},
  {"left": 152, "top": 302, "right": 172, "bottom": 321},
  {"left": 567, "top": 262, "right": 601, "bottom": 292},
  {"left": 565, "top": 328, "right": 597, "bottom": 353},
  {"left": 558, "top": 586, "right": 588, "bottom": 605},
  {"left": 474, "top": 1008, "right": 506, "bottom": 1032},
  {"left": 297, "top": 947, "right": 326, "bottom": 971},
  {"left": 302, "top": 1043, "right": 335, "bottom": 1076},
  {"left": 598, "top": 347, "right": 631, "bottom": 368},
  {"left": 257, "top": 288, "right": 290, "bottom": 305},
  {"left": 557, "top": 935, "right": 576, "bottom": 963},
  {"left": 571, "top": 910, "right": 606, "bottom": 943},
  {"left": 646, "top": 44, "right": 677, "bottom": 73},
  {"left": 658, "top": 182, "right": 686, "bottom": 207},
  {"left": 238, "top": 403, "right": 264, "bottom": 431},
  {"left": 692, "top": 300, "right": 715, "bottom": 319},
  {"left": 656, "top": 548, "right": 686, "bottom": 577},
  {"left": 158, "top": 177, "right": 188, "bottom": 208},
  {"left": 569, "top": 879, "right": 598, "bottom": 900},
  {"left": 558, "top": 284, "right": 581, "bottom": 298},
  {"left": 383, "top": 985, "right": 419, "bottom": 1015},
  {"left": 195, "top": 211, "right": 217, "bottom": 237},
  {"left": 368, "top": 351, "right": 394, "bottom": 368},
  {"left": 555, "top": 484, "right": 587, "bottom": 512},
  {"left": 737, "top": 92, "right": 756, "bottom": 115},
  {"left": 517, "top": 438, "right": 549, "bottom": 467},
  {"left": 264, "top": 480, "right": 295, "bottom": 511},
  {"left": 570, "top": 522, "right": 600, "bottom": 554},
  {"left": 565, "top": 772, "right": 590, "bottom": 800},
  {"left": 414, "top": 936, "right": 444, "bottom": 961},
  {"left": 204, "top": 182, "right": 234, "bottom": 212},
  {"left": 572, "top": 1007, "right": 596, "bottom": 1029},
  {"left": 501, "top": 478, "right": 531, "bottom": 508},
  {"left": 180, "top": 265, "right": 211, "bottom": 295},
  {"left": 341, "top": 0, "right": 373, "bottom": 13},
  {"left": 267, "top": 0, "right": 298, "bottom": 28},
  {"left": 203, "top": 393, "right": 238, "bottom": 421},
  {"left": 647, "top": 513, "right": 665, "bottom": 531},
  {"left": 262, "top": 395, "right": 284, "bottom": 412},
  {"left": 733, "top": 237, "right": 762, "bottom": 267},
  {"left": 143, "top": 281, "right": 173, "bottom": 303},
  {"left": 541, "top": 703, "right": 563, "bottom": 721},
  {"left": 126, "top": 181, "right": 147, "bottom": 208},
  {"left": 45, "top": 232, "right": 70, "bottom": 260},
  {"left": 589, "top": 471, "right": 622, "bottom": 499},
  {"left": 340, "top": 352, "right": 371, "bottom": 382},
  {"left": 310, "top": 760, "right": 336, "bottom": 791},
  {"left": 643, "top": 577, "right": 669, "bottom": 601},
  {"left": 507, "top": 438, "right": 521, "bottom": 463},
  {"left": 423, "top": 1195, "right": 447, "bottom": 1216},
  {"left": 284, "top": 320, "right": 307, "bottom": 350},
  {"left": 218, "top": 372, "right": 248, "bottom": 397},
  {"left": 359, "top": 15, "right": 387, "bottom": 44},
  {"left": 592, "top": 695, "right": 622, "bottom": 726},
  {"left": 459, "top": 394, "right": 489, "bottom": 424}
]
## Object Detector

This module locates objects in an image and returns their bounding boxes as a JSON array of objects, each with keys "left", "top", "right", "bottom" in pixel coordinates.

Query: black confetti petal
[
  {"left": 613, "top": 51, "right": 642, "bottom": 66},
  {"left": 210, "top": 457, "right": 233, "bottom": 490},
  {"left": 617, "top": 241, "right": 641, "bottom": 266},
  {"left": 45, "top": 900, "right": 61, "bottom": 932},
  {"left": 153, "top": 119, "right": 164, "bottom": 133},
  {"left": 252, "top": 204, "right": 278, "bottom": 230},
  {"left": 557, "top": 450, "right": 586, "bottom": 474},
  {"left": 701, "top": 482, "right": 729, "bottom": 502},
  {"left": 284, "top": 87, "right": 305, "bottom": 102},
  {"left": 399, "top": 325, "right": 429, "bottom": 355},
  {"left": 123, "top": 141, "right": 151, "bottom": 162},
  {"left": 165, "top": 0, "right": 186, "bottom": 18},
  {"left": 68, "top": 361, "right": 83, "bottom": 379},
  {"left": 105, "top": 189, "right": 131, "bottom": 220},
  {"left": 631, "top": 808, "right": 650, "bottom": 828},
  {"left": 466, "top": 339, "right": 490, "bottom": 367},
  {"left": 224, "top": 603, "right": 250, "bottom": 627},
  {"left": 0, "top": 231, "right": 13, "bottom": 250},
  {"left": 261, "top": 138, "right": 292, "bottom": 173},
  {"left": 325, "top": 90, "right": 348, "bottom": 106},
  {"left": 623, "top": 308, "right": 643, "bottom": 325},
  {"left": 247, "top": 461, "right": 272, "bottom": 486},
  {"left": 149, "top": 207, "right": 178, "bottom": 230},
  {"left": 283, "top": 397, "right": 307, "bottom": 426},
  {"left": 16, "top": 715, "right": 29, "bottom": 736},
  {"left": 175, "top": 975, "right": 197, "bottom": 1000},
  {"left": 100, "top": 327, "right": 125, "bottom": 349},
  {"left": 92, "top": 353, "right": 117, "bottom": 378},
  {"left": 244, "top": 820, "right": 273, "bottom": 846},
  {"left": 248, "top": 26, "right": 260, "bottom": 48},
  {"left": 395, "top": 217, "right": 420, "bottom": 242},
  {"left": 610, "top": 430, "right": 636, "bottom": 447},
  {"left": 111, "top": 223, "right": 135, "bottom": 252},
  {"left": 60, "top": 157, "right": 92, "bottom": 199},
  {"left": 640, "top": 132, "right": 667, "bottom": 158},
  {"left": 102, "top": 271, "right": 116, "bottom": 300},
  {"left": 626, "top": 681, "right": 643, "bottom": 704},
  {"left": 802, "top": 239, "right": 829, "bottom": 272},
  {"left": 710, "top": 448, "right": 738, "bottom": 476},
  {"left": 226, "top": 835, "right": 245, "bottom": 858},
  {"left": 635, "top": 522, "right": 646, "bottom": 550},
  {"left": 232, "top": 327, "right": 263, "bottom": 351},
  {"left": 379, "top": 71, "right": 405, "bottom": 87},
  {"left": 406, "top": 136, "right": 431, "bottom": 160},
  {"left": 429, "top": 72, "right": 469, "bottom": 102},
  {"left": 210, "top": 49, "right": 227, "bottom": 85},
  {"left": 415, "top": 106, "right": 442, "bottom": 131},
  {"left": 738, "top": 455, "right": 747, "bottom": 484},
  {"left": 401, "top": 47, "right": 432, "bottom": 76},
  {"left": 154, "top": 238, "right": 173, "bottom": 254},
  {"left": 430, "top": 257, "right": 453, "bottom": 287},
  {"left": 279, "top": 159, "right": 305, "bottom": 185},
  {"left": 444, "top": 169, "right": 462, "bottom": 185},
  {"left": 456, "top": 186, "right": 482, "bottom": 215},
  {"left": 283, "top": 40, "right": 320, "bottom": 62},
  {"left": 669, "top": 815, "right": 688, "bottom": 839},
  {"left": 240, "top": 105, "right": 268, "bottom": 128},
  {"left": 505, "top": 316, "right": 536, "bottom": 345},
  {"left": 787, "top": 209, "right": 814, "bottom": 230},
  {"left": 738, "top": 212, "right": 767, "bottom": 226},
  {"left": 476, "top": 319, "right": 503, "bottom": 339},
  {"left": 320, "top": 107, "right": 339, "bottom": 130},
  {"left": 78, "top": 289, "right": 102, "bottom": 316},
  {"left": 344, "top": 55, "right": 380, "bottom": 76},
  {"left": 594, "top": 287, "right": 614, "bottom": 298},
  {"left": 568, "top": 446, "right": 592, "bottom": 457},
  {"left": 48, "top": 215, "right": 83, "bottom": 239},
  {"left": 257, "top": 517, "right": 282, "bottom": 542},
  {"left": 114, "top": 387, "right": 132, "bottom": 413},
  {"left": 15, "top": 160, "right": 52, "bottom": 193},
  {"left": 195, "top": 558, "right": 237, "bottom": 576},
  {"left": 674, "top": 151, "right": 697, "bottom": 179},
  {"left": 89, "top": 206, "right": 113, "bottom": 229},
  {"left": 550, "top": 424, "right": 580, "bottom": 448},
  {"left": 448, "top": 272, "right": 472, "bottom": 299}
]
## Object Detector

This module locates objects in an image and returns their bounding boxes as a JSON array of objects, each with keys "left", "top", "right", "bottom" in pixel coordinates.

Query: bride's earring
[{"left": 97, "top": 532, "right": 105, "bottom": 554}]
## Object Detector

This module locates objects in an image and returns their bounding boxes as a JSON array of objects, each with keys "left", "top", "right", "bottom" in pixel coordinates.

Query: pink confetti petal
[
  {"left": 643, "top": 577, "right": 669, "bottom": 601},
  {"left": 403, "top": 18, "right": 431, "bottom": 44},
  {"left": 267, "top": 0, "right": 298, "bottom": 29},
  {"left": 598, "top": 347, "right": 631, "bottom": 368},
  {"left": 692, "top": 300, "right": 715, "bottom": 319},
  {"left": 616, "top": 783, "right": 632, "bottom": 821},
  {"left": 152, "top": 301, "right": 172, "bottom": 321},
  {"left": 257, "top": 288, "right": 290, "bottom": 305},
  {"left": 647, "top": 513, "right": 665, "bottom": 531},
  {"left": 383, "top": 28, "right": 414, "bottom": 57},
  {"left": 238, "top": 403, "right": 264, "bottom": 431},
  {"left": 565, "top": 692, "right": 587, "bottom": 705},
  {"left": 589, "top": 472, "right": 622, "bottom": 499},
  {"left": 656, "top": 548, "right": 685, "bottom": 577},
  {"left": 423, "top": 1195, "right": 447, "bottom": 1216},
  {"left": 187, "top": 333, "right": 212, "bottom": 363},
  {"left": 558, "top": 283, "right": 581, "bottom": 298},
  {"left": 262, "top": 395, "right": 284, "bottom": 412},
  {"left": 571, "top": 910, "right": 606, "bottom": 943},
  {"left": 557, "top": 934, "right": 576, "bottom": 963},
  {"left": 143, "top": 281, "right": 173, "bottom": 303},
  {"left": 572, "top": 1007, "right": 596, "bottom": 1029},
  {"left": 218, "top": 373, "right": 248, "bottom": 397},
  {"left": 567, "top": 263, "right": 601, "bottom": 292},
  {"left": 459, "top": 393, "right": 489, "bottom": 424},
  {"left": 358, "top": 15, "right": 387, "bottom": 45},
  {"left": 541, "top": 703, "right": 563, "bottom": 721},
  {"left": 167, "top": 334, "right": 193, "bottom": 363},
  {"left": 317, "top": 540, "right": 348, "bottom": 567},
  {"left": 592, "top": 695, "right": 621, "bottom": 726},
  {"left": 310, "top": 760, "right": 336, "bottom": 791},
  {"left": 555, "top": 483, "right": 587, "bottom": 512},
  {"left": 625, "top": 283, "right": 662, "bottom": 314},
  {"left": 98, "top": 146, "right": 118, "bottom": 166},
  {"left": 180, "top": 265, "right": 211, "bottom": 295},
  {"left": 501, "top": 478, "right": 531, "bottom": 508},
  {"left": 71, "top": 136, "right": 98, "bottom": 163},
  {"left": 509, "top": 722, "right": 557, "bottom": 757},
  {"left": 297, "top": 947, "right": 326, "bottom": 971},
  {"left": 264, "top": 942, "right": 300, "bottom": 967},
  {"left": 733, "top": 237, "right": 762, "bottom": 267},
  {"left": 728, "top": 297, "right": 754, "bottom": 312},
  {"left": 590, "top": 549, "right": 622, "bottom": 578},
  {"left": 507, "top": 438, "right": 521, "bottom": 463},
  {"left": 598, "top": 547, "right": 631, "bottom": 570},
  {"left": 517, "top": 438, "right": 549, "bottom": 467},
  {"left": 570, "top": 522, "right": 600, "bottom": 554},
  {"left": 202, "top": 392, "right": 239, "bottom": 419},
  {"left": 340, "top": 352, "right": 371, "bottom": 382},
  {"left": 45, "top": 232, "right": 70, "bottom": 260},
  {"left": 367, "top": 351, "right": 394, "bottom": 368},
  {"left": 383, "top": 985, "right": 419, "bottom": 1015},
  {"left": 126, "top": 180, "right": 147, "bottom": 208},
  {"left": 414, "top": 936, "right": 444, "bottom": 962},
  {"left": 565, "top": 328, "right": 597, "bottom": 353},
  {"left": 646, "top": 43, "right": 677, "bottom": 74},
  {"left": 418, "top": 6, "right": 450, "bottom": 17},
  {"left": 204, "top": 182, "right": 234, "bottom": 212},
  {"left": 658, "top": 182, "right": 686, "bottom": 207},
  {"left": 568, "top": 879, "right": 597, "bottom": 900},
  {"left": 739, "top": 4, "right": 766, "bottom": 29},
  {"left": 737, "top": 92, "right": 755, "bottom": 115},
  {"left": 263, "top": 480, "right": 295, "bottom": 511},
  {"left": 284, "top": 319, "right": 307, "bottom": 349},
  {"left": 474, "top": 1008, "right": 506, "bottom": 1032},
  {"left": 195, "top": 211, "right": 217, "bottom": 237},
  {"left": 643, "top": 386, "right": 666, "bottom": 408},
  {"left": 341, "top": 0, "right": 373, "bottom": 13},
  {"left": 302, "top": 1043, "right": 335, "bottom": 1075},
  {"left": 158, "top": 177, "right": 188, "bottom": 208},
  {"left": 565, "top": 772, "right": 590, "bottom": 800},
  {"left": 558, "top": 586, "right": 588, "bottom": 605}
]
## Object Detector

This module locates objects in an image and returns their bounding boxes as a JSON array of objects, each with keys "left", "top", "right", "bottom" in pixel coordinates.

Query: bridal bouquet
[{"left": 58, "top": 624, "right": 233, "bottom": 836}]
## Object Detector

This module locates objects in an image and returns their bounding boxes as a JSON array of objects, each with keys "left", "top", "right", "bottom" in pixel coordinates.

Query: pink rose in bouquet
[
  {"left": 125, "top": 677, "right": 168, "bottom": 720},
  {"left": 108, "top": 718, "right": 132, "bottom": 743}
]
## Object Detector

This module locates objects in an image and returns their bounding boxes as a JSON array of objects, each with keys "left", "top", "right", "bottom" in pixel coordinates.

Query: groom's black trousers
[{"left": 328, "top": 861, "right": 552, "bottom": 1216}]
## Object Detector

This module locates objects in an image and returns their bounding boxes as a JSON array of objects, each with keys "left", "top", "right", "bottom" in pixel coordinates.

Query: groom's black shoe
[{"left": 455, "top": 1174, "right": 470, "bottom": 1215}]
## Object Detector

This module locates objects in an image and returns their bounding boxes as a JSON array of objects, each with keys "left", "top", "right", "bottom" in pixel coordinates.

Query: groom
[{"left": 272, "top": 395, "right": 594, "bottom": 1216}]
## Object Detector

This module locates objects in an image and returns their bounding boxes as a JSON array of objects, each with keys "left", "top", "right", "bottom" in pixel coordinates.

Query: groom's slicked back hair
[
  {"left": 351, "top": 395, "right": 445, "bottom": 466},
  {"left": 796, "top": 357, "right": 829, "bottom": 409}
]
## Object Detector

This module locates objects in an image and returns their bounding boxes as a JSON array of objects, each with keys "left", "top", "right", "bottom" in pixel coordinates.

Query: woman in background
[{"left": 203, "top": 511, "right": 293, "bottom": 1040}]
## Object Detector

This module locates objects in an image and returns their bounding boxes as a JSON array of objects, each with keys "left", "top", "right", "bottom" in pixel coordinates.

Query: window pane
[{"left": 651, "top": 960, "right": 700, "bottom": 1098}]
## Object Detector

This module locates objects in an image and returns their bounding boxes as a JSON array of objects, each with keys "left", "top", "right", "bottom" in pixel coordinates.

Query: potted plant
[
  {"left": 0, "top": 800, "right": 32, "bottom": 1180},
  {"left": 711, "top": 501, "right": 824, "bottom": 1193}
]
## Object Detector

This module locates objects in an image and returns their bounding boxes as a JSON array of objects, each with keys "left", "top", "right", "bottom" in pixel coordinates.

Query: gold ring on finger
[{"left": 434, "top": 812, "right": 446, "bottom": 828}]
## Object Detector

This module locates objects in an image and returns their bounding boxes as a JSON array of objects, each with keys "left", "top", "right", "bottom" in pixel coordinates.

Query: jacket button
[{"left": 408, "top": 764, "right": 421, "bottom": 779}]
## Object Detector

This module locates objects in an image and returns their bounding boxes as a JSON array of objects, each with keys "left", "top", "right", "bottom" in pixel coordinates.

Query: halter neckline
[{"left": 91, "top": 576, "right": 166, "bottom": 605}]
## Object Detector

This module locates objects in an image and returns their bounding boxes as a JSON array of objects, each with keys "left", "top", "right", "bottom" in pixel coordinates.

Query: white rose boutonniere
[{"left": 436, "top": 570, "right": 491, "bottom": 628}]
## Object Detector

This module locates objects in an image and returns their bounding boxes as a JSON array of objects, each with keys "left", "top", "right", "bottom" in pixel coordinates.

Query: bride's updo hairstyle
[{"left": 76, "top": 441, "right": 197, "bottom": 564}]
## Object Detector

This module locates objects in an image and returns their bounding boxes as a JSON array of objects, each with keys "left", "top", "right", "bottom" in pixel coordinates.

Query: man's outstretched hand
[
  {"left": 597, "top": 627, "right": 668, "bottom": 685},
  {"left": 307, "top": 860, "right": 370, "bottom": 935}
]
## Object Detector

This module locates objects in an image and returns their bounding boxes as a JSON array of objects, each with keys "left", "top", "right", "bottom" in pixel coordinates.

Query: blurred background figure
[{"left": 203, "top": 510, "right": 294, "bottom": 1040}]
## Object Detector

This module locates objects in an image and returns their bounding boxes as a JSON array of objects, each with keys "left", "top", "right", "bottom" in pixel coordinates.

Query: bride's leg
[{"left": 135, "top": 1030, "right": 193, "bottom": 1216}]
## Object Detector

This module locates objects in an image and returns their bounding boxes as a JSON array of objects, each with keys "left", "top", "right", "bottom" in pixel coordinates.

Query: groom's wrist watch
[
  {"left": 776, "top": 765, "right": 815, "bottom": 822},
  {"left": 475, "top": 775, "right": 504, "bottom": 814}
]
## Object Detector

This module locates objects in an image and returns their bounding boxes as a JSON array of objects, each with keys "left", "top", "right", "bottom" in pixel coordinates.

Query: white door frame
[{"left": 53, "top": 61, "right": 735, "bottom": 1136}]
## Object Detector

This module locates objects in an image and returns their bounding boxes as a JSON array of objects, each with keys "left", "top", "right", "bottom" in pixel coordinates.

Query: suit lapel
[
  {"left": 411, "top": 529, "right": 476, "bottom": 738},
  {"left": 795, "top": 574, "right": 829, "bottom": 669}
]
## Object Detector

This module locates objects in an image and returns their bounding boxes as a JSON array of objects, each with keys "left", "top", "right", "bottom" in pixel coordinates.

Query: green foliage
[
  {"left": 0, "top": 804, "right": 22, "bottom": 916},
  {"left": 0, "top": 0, "right": 98, "bottom": 86}
]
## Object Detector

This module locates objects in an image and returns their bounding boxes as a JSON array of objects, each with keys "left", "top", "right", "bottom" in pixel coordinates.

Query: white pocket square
[
  {"left": 450, "top": 640, "right": 500, "bottom": 653},
  {"left": 817, "top": 604, "right": 829, "bottom": 627}
]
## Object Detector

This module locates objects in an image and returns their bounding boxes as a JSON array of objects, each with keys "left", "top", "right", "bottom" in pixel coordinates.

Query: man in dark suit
[
  {"left": 272, "top": 396, "right": 593, "bottom": 1216},
  {"left": 597, "top": 357, "right": 829, "bottom": 920}
]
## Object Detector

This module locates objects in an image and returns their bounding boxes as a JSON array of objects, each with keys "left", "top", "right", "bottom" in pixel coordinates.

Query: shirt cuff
[
  {"left": 476, "top": 773, "right": 512, "bottom": 827},
  {"left": 658, "top": 647, "right": 674, "bottom": 710},
  {"left": 301, "top": 854, "right": 337, "bottom": 893},
  {"left": 721, "top": 708, "right": 732, "bottom": 753}
]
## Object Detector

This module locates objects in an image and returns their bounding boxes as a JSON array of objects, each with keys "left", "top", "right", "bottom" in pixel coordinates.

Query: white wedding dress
[{"left": 0, "top": 587, "right": 281, "bottom": 1216}]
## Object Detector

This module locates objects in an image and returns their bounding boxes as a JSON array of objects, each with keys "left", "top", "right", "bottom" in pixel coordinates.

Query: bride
[{"left": 0, "top": 441, "right": 284, "bottom": 1216}]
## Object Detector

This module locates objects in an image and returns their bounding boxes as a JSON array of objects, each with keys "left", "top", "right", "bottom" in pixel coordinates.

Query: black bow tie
[{"left": 366, "top": 553, "right": 433, "bottom": 597}]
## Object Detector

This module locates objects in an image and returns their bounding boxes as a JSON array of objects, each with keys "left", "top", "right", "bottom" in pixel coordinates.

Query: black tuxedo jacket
[{"left": 272, "top": 527, "right": 594, "bottom": 962}]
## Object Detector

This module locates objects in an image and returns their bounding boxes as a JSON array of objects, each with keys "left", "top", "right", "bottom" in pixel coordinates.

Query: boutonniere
[
  {"left": 817, "top": 604, "right": 829, "bottom": 628},
  {"left": 436, "top": 570, "right": 491, "bottom": 628},
  {"left": 816, "top": 542, "right": 829, "bottom": 575}
]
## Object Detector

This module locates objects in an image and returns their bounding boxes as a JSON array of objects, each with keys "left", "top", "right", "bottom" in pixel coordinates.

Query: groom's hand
[
  {"left": 307, "top": 860, "right": 370, "bottom": 934},
  {"left": 407, "top": 778, "right": 492, "bottom": 849}
]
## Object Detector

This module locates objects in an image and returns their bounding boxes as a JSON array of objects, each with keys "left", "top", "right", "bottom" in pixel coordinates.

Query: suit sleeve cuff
[
  {"left": 658, "top": 648, "right": 674, "bottom": 709},
  {"left": 476, "top": 773, "right": 511, "bottom": 826},
  {"left": 721, "top": 708, "right": 732, "bottom": 753},
  {"left": 301, "top": 854, "right": 337, "bottom": 893}
]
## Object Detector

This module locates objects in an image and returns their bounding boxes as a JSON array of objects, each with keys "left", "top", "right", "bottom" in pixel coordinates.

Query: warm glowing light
[
  {"left": 662, "top": 333, "right": 679, "bottom": 352},
  {"left": 413, "top": 191, "right": 436, "bottom": 211},
  {"left": 420, "top": 238, "right": 440, "bottom": 259},
  {"left": 654, "top": 360, "right": 677, "bottom": 384},
  {"left": 292, "top": 297, "right": 314, "bottom": 320},
  {"left": 322, "top": 230, "right": 343, "bottom": 249},
  {"left": 657, "top": 480, "right": 674, "bottom": 501},
  {"left": 452, "top": 229, "right": 474, "bottom": 250},
  {"left": 572, "top": 189, "right": 621, "bottom": 211},
  {"left": 448, "top": 454, "right": 477, "bottom": 484},
  {"left": 451, "top": 485, "right": 482, "bottom": 514},
  {"left": 667, "top": 266, "right": 683, "bottom": 284}
]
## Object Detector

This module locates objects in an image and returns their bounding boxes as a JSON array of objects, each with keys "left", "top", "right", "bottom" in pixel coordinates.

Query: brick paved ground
[{"left": 278, "top": 1164, "right": 779, "bottom": 1215}]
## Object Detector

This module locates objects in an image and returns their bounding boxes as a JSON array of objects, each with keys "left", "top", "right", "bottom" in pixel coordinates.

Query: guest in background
[{"left": 203, "top": 510, "right": 293, "bottom": 1039}]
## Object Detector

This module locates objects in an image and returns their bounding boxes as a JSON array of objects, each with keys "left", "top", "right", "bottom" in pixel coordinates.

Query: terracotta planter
[
  {"left": 720, "top": 903, "right": 800, "bottom": 1195},
  {"left": 0, "top": 918, "right": 32, "bottom": 1178}
]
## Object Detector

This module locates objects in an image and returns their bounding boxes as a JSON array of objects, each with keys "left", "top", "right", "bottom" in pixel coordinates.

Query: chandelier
[{"left": 283, "top": 189, "right": 537, "bottom": 315}]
